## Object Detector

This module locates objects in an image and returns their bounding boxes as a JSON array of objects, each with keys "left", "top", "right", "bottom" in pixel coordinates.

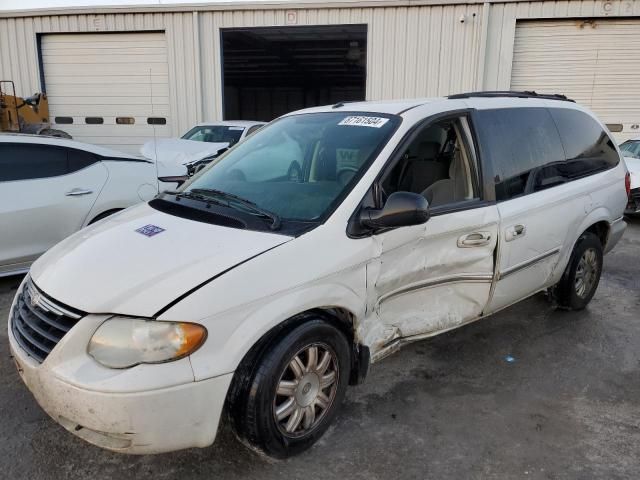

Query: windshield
[
  {"left": 181, "top": 112, "right": 399, "bottom": 222},
  {"left": 620, "top": 140, "right": 640, "bottom": 159},
  {"left": 182, "top": 125, "right": 245, "bottom": 144}
]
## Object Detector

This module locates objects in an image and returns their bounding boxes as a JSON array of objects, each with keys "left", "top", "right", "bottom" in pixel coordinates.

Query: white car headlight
[{"left": 88, "top": 317, "right": 207, "bottom": 369}]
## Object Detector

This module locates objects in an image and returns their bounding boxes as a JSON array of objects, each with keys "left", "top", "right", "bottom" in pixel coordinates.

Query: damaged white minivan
[{"left": 8, "top": 92, "right": 629, "bottom": 458}]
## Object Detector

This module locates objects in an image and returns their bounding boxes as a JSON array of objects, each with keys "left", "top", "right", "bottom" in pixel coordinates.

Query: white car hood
[
  {"left": 30, "top": 203, "right": 292, "bottom": 317},
  {"left": 625, "top": 157, "right": 640, "bottom": 189},
  {"left": 140, "top": 139, "right": 229, "bottom": 177}
]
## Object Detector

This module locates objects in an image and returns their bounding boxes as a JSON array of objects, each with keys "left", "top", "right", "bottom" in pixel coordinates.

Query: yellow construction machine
[{"left": 0, "top": 80, "right": 71, "bottom": 138}]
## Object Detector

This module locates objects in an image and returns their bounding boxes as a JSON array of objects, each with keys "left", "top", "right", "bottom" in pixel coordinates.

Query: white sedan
[
  {"left": 620, "top": 137, "right": 640, "bottom": 214},
  {"left": 140, "top": 120, "right": 265, "bottom": 182},
  {"left": 0, "top": 134, "right": 160, "bottom": 277}
]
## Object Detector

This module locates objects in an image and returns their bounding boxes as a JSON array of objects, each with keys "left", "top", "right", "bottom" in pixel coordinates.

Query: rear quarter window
[
  {"left": 0, "top": 144, "right": 100, "bottom": 181},
  {"left": 548, "top": 108, "right": 620, "bottom": 175},
  {"left": 68, "top": 148, "right": 99, "bottom": 172},
  {"left": 0, "top": 144, "right": 68, "bottom": 181}
]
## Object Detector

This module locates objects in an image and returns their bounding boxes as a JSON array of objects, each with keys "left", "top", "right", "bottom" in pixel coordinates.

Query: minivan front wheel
[
  {"left": 231, "top": 319, "right": 350, "bottom": 458},
  {"left": 552, "top": 232, "right": 603, "bottom": 310}
]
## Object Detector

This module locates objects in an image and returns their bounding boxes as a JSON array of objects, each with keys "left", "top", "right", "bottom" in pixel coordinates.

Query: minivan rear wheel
[
  {"left": 552, "top": 232, "right": 603, "bottom": 310},
  {"left": 230, "top": 319, "right": 350, "bottom": 458}
]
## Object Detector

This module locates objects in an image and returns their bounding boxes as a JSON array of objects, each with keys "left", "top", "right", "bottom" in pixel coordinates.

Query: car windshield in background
[
  {"left": 182, "top": 112, "right": 400, "bottom": 222},
  {"left": 182, "top": 125, "right": 245, "bottom": 144},
  {"left": 620, "top": 140, "right": 640, "bottom": 159}
]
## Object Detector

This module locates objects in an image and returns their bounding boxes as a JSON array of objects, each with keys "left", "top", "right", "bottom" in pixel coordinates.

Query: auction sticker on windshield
[{"left": 338, "top": 116, "right": 389, "bottom": 128}]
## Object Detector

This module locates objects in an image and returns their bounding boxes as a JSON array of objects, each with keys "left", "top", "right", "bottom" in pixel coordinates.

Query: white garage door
[
  {"left": 511, "top": 19, "right": 640, "bottom": 141},
  {"left": 42, "top": 32, "right": 171, "bottom": 154}
]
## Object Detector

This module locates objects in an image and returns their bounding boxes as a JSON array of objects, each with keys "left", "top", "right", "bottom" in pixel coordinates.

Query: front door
[{"left": 365, "top": 114, "right": 499, "bottom": 350}]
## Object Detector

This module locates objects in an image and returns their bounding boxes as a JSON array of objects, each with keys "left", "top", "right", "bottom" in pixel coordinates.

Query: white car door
[
  {"left": 0, "top": 142, "right": 108, "bottom": 274},
  {"left": 365, "top": 114, "right": 499, "bottom": 348}
]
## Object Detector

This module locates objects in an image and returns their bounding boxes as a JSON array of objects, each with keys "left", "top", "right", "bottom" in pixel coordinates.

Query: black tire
[
  {"left": 88, "top": 209, "right": 122, "bottom": 225},
  {"left": 39, "top": 128, "right": 72, "bottom": 139},
  {"left": 230, "top": 319, "right": 350, "bottom": 458},
  {"left": 552, "top": 232, "right": 603, "bottom": 310}
]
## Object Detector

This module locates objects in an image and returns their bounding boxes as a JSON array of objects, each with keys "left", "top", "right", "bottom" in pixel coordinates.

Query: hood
[
  {"left": 30, "top": 203, "right": 292, "bottom": 317},
  {"left": 140, "top": 139, "right": 229, "bottom": 177},
  {"left": 624, "top": 157, "right": 640, "bottom": 189}
]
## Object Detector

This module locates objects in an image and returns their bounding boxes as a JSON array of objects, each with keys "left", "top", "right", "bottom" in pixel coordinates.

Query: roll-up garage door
[
  {"left": 41, "top": 32, "right": 171, "bottom": 154},
  {"left": 511, "top": 19, "right": 640, "bottom": 141}
]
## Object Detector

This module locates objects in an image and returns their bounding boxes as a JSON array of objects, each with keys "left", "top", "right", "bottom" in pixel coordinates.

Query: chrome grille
[
  {"left": 10, "top": 278, "right": 85, "bottom": 363},
  {"left": 628, "top": 188, "right": 640, "bottom": 212}
]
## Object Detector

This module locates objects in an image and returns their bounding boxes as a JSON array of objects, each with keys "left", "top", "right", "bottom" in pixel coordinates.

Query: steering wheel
[{"left": 336, "top": 166, "right": 359, "bottom": 186}]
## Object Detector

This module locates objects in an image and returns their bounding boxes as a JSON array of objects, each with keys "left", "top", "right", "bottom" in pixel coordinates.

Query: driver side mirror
[{"left": 359, "top": 191, "right": 430, "bottom": 230}]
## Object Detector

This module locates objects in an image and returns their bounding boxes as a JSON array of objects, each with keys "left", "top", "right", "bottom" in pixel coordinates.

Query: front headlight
[{"left": 88, "top": 317, "right": 207, "bottom": 369}]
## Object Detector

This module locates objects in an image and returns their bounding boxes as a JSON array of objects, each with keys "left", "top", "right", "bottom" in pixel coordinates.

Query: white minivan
[{"left": 8, "top": 93, "right": 629, "bottom": 458}]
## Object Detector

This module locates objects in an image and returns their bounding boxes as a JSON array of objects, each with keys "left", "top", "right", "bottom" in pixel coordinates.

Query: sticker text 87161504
[{"left": 338, "top": 116, "right": 390, "bottom": 128}]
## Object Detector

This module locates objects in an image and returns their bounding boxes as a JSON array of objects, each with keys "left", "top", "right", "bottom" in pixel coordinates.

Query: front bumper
[
  {"left": 8, "top": 289, "right": 233, "bottom": 454},
  {"left": 625, "top": 188, "right": 640, "bottom": 215},
  {"left": 604, "top": 216, "right": 627, "bottom": 255}
]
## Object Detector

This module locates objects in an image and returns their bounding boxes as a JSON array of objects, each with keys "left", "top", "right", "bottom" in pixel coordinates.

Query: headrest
[{"left": 417, "top": 141, "right": 440, "bottom": 160}]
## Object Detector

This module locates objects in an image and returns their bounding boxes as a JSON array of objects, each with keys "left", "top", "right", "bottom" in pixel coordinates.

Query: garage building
[{"left": 1, "top": 0, "right": 639, "bottom": 154}]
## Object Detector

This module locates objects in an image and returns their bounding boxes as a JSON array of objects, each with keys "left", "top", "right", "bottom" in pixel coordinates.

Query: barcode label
[{"left": 338, "top": 116, "right": 389, "bottom": 128}]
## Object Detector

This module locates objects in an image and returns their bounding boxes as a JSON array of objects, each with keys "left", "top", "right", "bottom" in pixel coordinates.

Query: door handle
[
  {"left": 65, "top": 188, "right": 93, "bottom": 197},
  {"left": 505, "top": 224, "right": 526, "bottom": 242},
  {"left": 458, "top": 231, "right": 492, "bottom": 248}
]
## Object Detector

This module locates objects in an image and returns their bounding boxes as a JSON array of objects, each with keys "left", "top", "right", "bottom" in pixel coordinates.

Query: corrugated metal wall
[
  {"left": 0, "top": 5, "right": 484, "bottom": 136},
  {"left": 0, "top": 12, "right": 197, "bottom": 137},
  {"left": 483, "top": 0, "right": 640, "bottom": 90},
  {"left": 2, "top": 0, "right": 640, "bottom": 137},
  {"left": 198, "top": 5, "right": 484, "bottom": 121}
]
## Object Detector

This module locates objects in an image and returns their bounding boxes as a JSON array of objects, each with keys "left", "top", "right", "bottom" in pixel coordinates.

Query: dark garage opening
[{"left": 221, "top": 25, "right": 367, "bottom": 121}]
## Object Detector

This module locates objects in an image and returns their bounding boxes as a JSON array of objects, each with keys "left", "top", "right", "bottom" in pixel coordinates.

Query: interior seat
[
  {"left": 397, "top": 141, "right": 447, "bottom": 193},
  {"left": 422, "top": 148, "right": 467, "bottom": 206}
]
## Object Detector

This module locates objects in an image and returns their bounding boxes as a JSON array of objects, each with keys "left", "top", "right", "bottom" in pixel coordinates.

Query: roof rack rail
[{"left": 448, "top": 90, "right": 575, "bottom": 102}]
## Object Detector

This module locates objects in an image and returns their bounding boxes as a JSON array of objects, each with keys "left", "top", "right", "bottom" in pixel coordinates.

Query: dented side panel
[{"left": 361, "top": 205, "right": 500, "bottom": 355}]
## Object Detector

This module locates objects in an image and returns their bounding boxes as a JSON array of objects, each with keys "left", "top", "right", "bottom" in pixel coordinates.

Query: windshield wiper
[
  {"left": 189, "top": 188, "right": 282, "bottom": 230},
  {"left": 169, "top": 190, "right": 227, "bottom": 207}
]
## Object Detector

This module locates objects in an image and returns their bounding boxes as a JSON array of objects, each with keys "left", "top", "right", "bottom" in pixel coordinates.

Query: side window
[
  {"left": 548, "top": 108, "right": 620, "bottom": 176},
  {"left": 0, "top": 144, "right": 68, "bottom": 182},
  {"left": 67, "top": 148, "right": 99, "bottom": 173},
  {"left": 474, "top": 108, "right": 565, "bottom": 201},
  {"left": 380, "top": 116, "right": 479, "bottom": 208}
]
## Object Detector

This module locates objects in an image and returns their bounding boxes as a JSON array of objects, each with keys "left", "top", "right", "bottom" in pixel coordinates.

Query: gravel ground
[{"left": 1, "top": 218, "right": 639, "bottom": 480}]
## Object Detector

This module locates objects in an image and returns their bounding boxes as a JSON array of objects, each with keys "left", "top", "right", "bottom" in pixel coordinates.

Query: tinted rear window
[
  {"left": 476, "top": 107, "right": 620, "bottom": 201},
  {"left": 548, "top": 108, "right": 620, "bottom": 174},
  {"left": 475, "top": 108, "right": 565, "bottom": 200},
  {"left": 0, "top": 143, "right": 99, "bottom": 181},
  {"left": 68, "top": 148, "right": 99, "bottom": 171}
]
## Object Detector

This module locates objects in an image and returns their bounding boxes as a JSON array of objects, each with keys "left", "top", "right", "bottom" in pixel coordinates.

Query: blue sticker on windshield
[{"left": 135, "top": 224, "right": 165, "bottom": 237}]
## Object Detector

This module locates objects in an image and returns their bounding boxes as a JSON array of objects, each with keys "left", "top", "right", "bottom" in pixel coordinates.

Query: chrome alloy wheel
[
  {"left": 575, "top": 247, "right": 599, "bottom": 298},
  {"left": 273, "top": 343, "right": 339, "bottom": 437}
]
